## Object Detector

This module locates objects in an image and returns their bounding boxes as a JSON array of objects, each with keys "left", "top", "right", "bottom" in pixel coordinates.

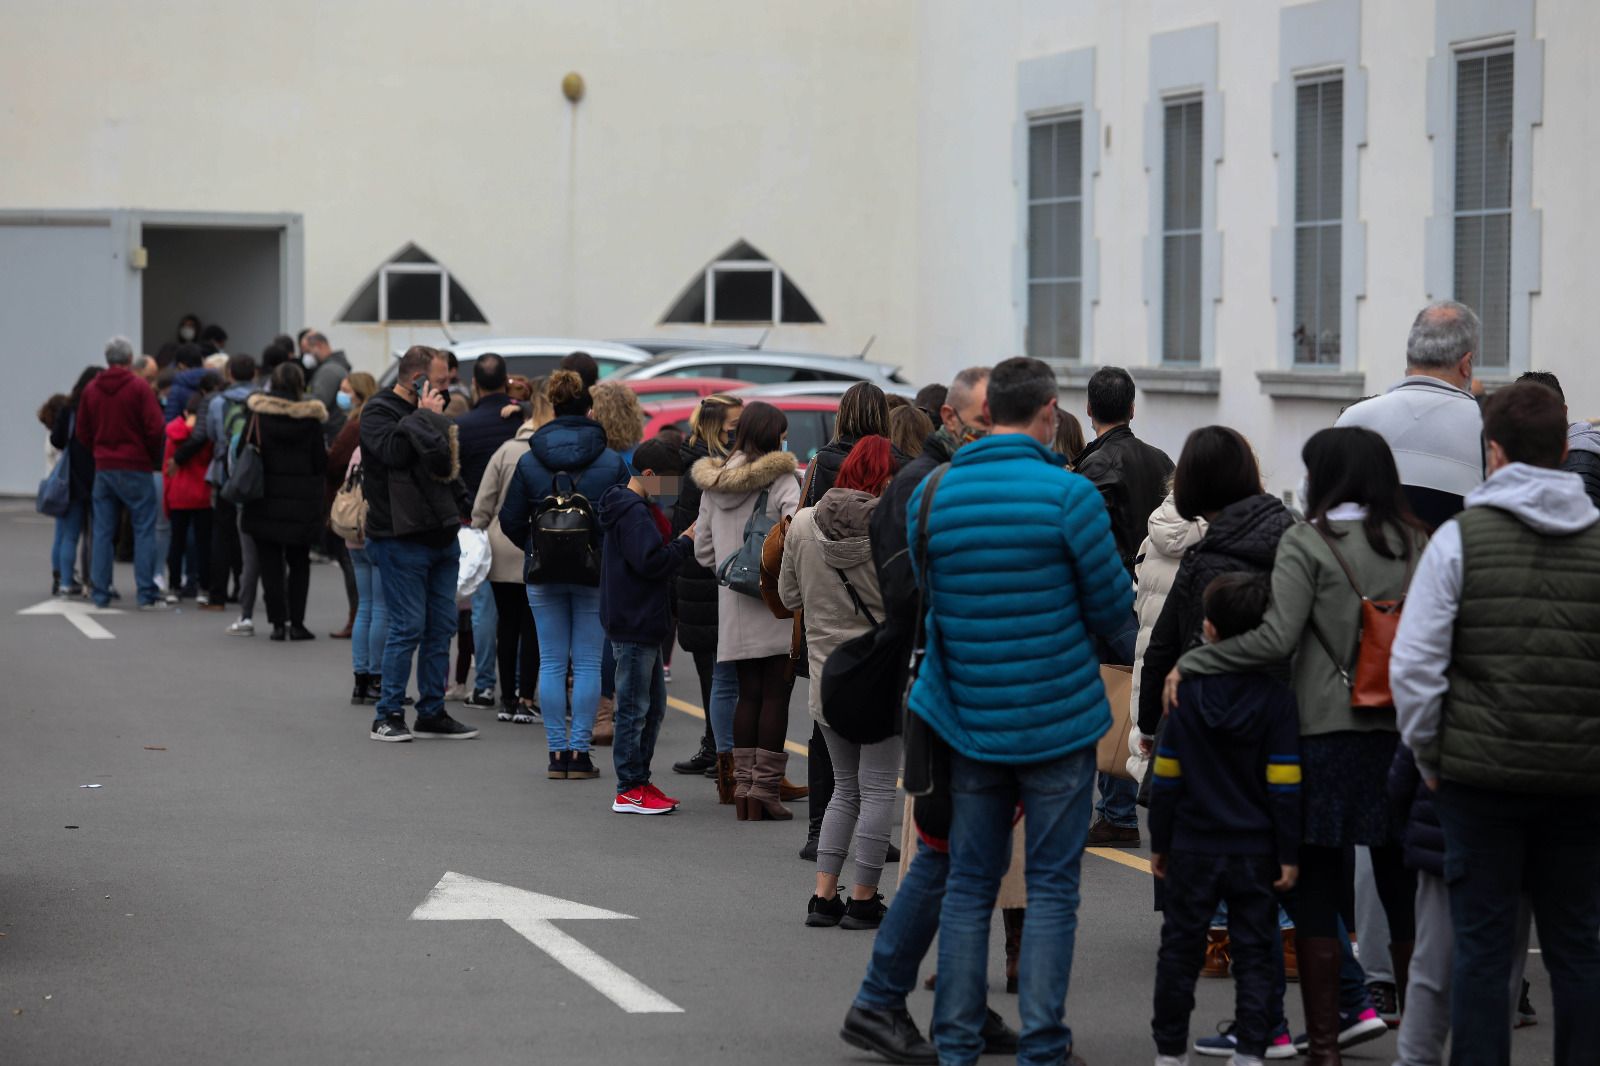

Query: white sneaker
[
  {"left": 1228, "top": 1056, "right": 1264, "bottom": 1066},
  {"left": 663, "top": 665, "right": 672, "bottom": 682},
  {"left": 1157, "top": 1055, "right": 1190, "bottom": 1066},
  {"left": 226, "top": 618, "right": 255, "bottom": 636},
  {"left": 444, "top": 682, "right": 468, "bottom": 702}
]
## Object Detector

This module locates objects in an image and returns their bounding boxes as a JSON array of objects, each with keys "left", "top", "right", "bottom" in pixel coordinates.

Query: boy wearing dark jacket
[
  {"left": 597, "top": 439, "right": 697, "bottom": 815},
  {"left": 1150, "top": 573, "right": 1301, "bottom": 1066}
]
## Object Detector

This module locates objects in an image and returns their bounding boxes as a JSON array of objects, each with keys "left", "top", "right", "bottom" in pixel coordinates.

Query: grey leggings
[
  {"left": 816, "top": 722, "right": 901, "bottom": 889},
  {"left": 236, "top": 508, "right": 259, "bottom": 621}
]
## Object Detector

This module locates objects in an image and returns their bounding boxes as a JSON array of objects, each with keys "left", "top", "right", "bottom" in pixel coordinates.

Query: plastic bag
[{"left": 456, "top": 526, "right": 492, "bottom": 604}]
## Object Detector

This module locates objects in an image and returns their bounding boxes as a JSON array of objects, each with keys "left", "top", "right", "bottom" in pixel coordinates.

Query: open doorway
[{"left": 141, "top": 225, "right": 287, "bottom": 358}]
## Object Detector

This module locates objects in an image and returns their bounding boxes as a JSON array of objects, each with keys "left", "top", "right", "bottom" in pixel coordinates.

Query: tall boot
[
  {"left": 592, "top": 696, "right": 615, "bottom": 746},
  {"left": 804, "top": 723, "right": 834, "bottom": 854},
  {"left": 746, "top": 749, "right": 794, "bottom": 821},
  {"left": 732, "top": 747, "right": 756, "bottom": 821},
  {"left": 1003, "top": 908, "right": 1024, "bottom": 994},
  {"left": 351, "top": 672, "right": 371, "bottom": 706},
  {"left": 1298, "top": 936, "right": 1345, "bottom": 1065},
  {"left": 715, "top": 752, "right": 736, "bottom": 805},
  {"left": 1389, "top": 938, "right": 1414, "bottom": 1016}
]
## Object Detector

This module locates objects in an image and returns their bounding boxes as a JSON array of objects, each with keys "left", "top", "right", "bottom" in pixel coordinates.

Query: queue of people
[{"left": 35, "top": 302, "right": 1599, "bottom": 1066}]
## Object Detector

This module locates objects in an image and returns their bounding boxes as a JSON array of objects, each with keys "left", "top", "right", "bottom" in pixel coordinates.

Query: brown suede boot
[
  {"left": 1283, "top": 926, "right": 1300, "bottom": 982},
  {"left": 592, "top": 696, "right": 615, "bottom": 746},
  {"left": 779, "top": 777, "right": 810, "bottom": 801},
  {"left": 732, "top": 748, "right": 756, "bottom": 820},
  {"left": 715, "top": 753, "right": 736, "bottom": 805},
  {"left": 1202, "top": 928, "right": 1232, "bottom": 978},
  {"left": 746, "top": 749, "right": 794, "bottom": 821},
  {"left": 1298, "top": 936, "right": 1345, "bottom": 1065},
  {"left": 1003, "top": 908, "right": 1024, "bottom": 994}
]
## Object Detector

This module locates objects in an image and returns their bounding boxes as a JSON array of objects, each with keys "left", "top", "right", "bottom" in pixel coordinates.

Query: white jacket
[{"left": 1125, "top": 493, "right": 1206, "bottom": 780}]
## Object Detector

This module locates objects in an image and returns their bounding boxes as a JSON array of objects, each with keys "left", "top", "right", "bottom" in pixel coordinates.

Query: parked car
[
  {"left": 731, "top": 380, "right": 917, "bottom": 400},
  {"left": 377, "top": 338, "right": 652, "bottom": 388},
  {"left": 608, "top": 337, "right": 760, "bottom": 357},
  {"left": 624, "top": 377, "right": 745, "bottom": 404},
  {"left": 615, "top": 348, "right": 909, "bottom": 387},
  {"left": 640, "top": 395, "right": 839, "bottom": 469}
]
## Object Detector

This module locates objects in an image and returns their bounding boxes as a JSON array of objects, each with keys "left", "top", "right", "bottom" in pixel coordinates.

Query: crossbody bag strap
[
  {"left": 833, "top": 567, "right": 879, "bottom": 628},
  {"left": 909, "top": 464, "right": 952, "bottom": 657}
]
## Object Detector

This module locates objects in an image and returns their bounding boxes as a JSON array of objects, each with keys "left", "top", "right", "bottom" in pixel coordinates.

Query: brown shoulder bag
[{"left": 1307, "top": 524, "right": 1416, "bottom": 709}]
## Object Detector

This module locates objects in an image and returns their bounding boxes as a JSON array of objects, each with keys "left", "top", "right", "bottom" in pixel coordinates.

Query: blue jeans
[
  {"left": 470, "top": 580, "right": 497, "bottom": 692},
  {"left": 1435, "top": 781, "right": 1600, "bottom": 1066},
  {"left": 855, "top": 840, "right": 949, "bottom": 1011},
  {"left": 933, "top": 746, "right": 1096, "bottom": 1066},
  {"left": 611, "top": 640, "right": 667, "bottom": 792},
  {"left": 53, "top": 499, "right": 88, "bottom": 587},
  {"left": 527, "top": 583, "right": 604, "bottom": 753},
  {"left": 91, "top": 470, "right": 159, "bottom": 606},
  {"left": 367, "top": 536, "right": 459, "bottom": 722},
  {"left": 349, "top": 547, "right": 387, "bottom": 676},
  {"left": 710, "top": 660, "right": 738, "bottom": 753},
  {"left": 152, "top": 473, "right": 170, "bottom": 582}
]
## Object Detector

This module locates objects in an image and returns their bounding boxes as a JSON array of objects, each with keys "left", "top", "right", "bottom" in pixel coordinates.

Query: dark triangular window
[
  {"left": 661, "top": 240, "right": 822, "bottom": 325},
  {"left": 336, "top": 242, "right": 487, "bottom": 324}
]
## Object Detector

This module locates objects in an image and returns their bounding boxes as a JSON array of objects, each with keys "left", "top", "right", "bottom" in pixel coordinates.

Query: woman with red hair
[{"left": 779, "top": 435, "right": 898, "bottom": 930}]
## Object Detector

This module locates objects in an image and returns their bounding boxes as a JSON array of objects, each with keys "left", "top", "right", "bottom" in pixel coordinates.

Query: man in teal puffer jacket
[{"left": 907, "top": 356, "right": 1132, "bottom": 1066}]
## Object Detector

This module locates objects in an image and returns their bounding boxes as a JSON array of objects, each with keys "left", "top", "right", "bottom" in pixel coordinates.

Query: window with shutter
[
  {"left": 1293, "top": 76, "right": 1343, "bottom": 366},
  {"left": 1025, "top": 115, "right": 1083, "bottom": 364},
  {"left": 1162, "top": 97, "right": 1203, "bottom": 364},
  {"left": 1453, "top": 48, "right": 1514, "bottom": 370}
]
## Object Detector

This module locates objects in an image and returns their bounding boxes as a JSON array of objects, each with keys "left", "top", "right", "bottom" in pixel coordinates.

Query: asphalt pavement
[{"left": 0, "top": 501, "right": 1556, "bottom": 1064}]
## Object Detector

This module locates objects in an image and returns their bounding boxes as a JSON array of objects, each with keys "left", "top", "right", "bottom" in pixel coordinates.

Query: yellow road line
[
  {"left": 665, "top": 696, "right": 810, "bottom": 758},
  {"left": 666, "top": 695, "right": 1155, "bottom": 875}
]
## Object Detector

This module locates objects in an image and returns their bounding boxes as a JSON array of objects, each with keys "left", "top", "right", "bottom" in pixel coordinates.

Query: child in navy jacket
[
  {"left": 597, "top": 439, "right": 697, "bottom": 815},
  {"left": 1150, "top": 573, "right": 1301, "bottom": 1066}
]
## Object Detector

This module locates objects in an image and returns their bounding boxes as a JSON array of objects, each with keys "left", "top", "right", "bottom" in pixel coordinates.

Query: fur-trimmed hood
[
  {"left": 691, "top": 450, "right": 798, "bottom": 509},
  {"left": 247, "top": 392, "right": 328, "bottom": 422}
]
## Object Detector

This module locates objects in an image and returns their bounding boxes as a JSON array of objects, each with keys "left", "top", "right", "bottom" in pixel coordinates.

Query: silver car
[
  {"left": 615, "top": 348, "right": 909, "bottom": 387},
  {"left": 377, "top": 338, "right": 652, "bottom": 388},
  {"left": 730, "top": 380, "right": 918, "bottom": 400}
]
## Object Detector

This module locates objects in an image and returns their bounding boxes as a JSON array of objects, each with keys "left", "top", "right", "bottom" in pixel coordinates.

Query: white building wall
[
  {"left": 1, "top": 0, "right": 919, "bottom": 378},
  {"left": 917, "top": 0, "right": 1600, "bottom": 495}
]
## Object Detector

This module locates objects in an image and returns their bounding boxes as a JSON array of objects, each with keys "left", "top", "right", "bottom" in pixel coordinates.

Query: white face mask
[
  {"left": 301, "top": 353, "right": 317, "bottom": 371},
  {"left": 178, "top": 326, "right": 196, "bottom": 342}
]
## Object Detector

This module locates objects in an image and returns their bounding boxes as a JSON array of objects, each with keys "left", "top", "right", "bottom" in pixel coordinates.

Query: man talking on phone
[{"left": 358, "top": 345, "right": 478, "bottom": 742}]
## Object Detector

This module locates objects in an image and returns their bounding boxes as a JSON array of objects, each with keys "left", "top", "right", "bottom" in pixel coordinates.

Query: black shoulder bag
[{"left": 818, "top": 564, "right": 897, "bottom": 743}]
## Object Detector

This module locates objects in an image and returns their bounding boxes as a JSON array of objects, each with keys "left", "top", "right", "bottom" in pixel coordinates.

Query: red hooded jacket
[
  {"left": 163, "top": 417, "right": 213, "bottom": 513},
  {"left": 76, "top": 365, "right": 164, "bottom": 473}
]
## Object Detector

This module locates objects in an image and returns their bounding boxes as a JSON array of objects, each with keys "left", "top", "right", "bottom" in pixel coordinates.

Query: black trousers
[
  {"left": 1294, "top": 843, "right": 1415, "bottom": 941},
  {"left": 256, "top": 540, "right": 311, "bottom": 627},
  {"left": 167, "top": 508, "right": 213, "bottom": 595},
  {"left": 1153, "top": 852, "right": 1279, "bottom": 1059},
  {"left": 809, "top": 721, "right": 835, "bottom": 841},
  {"left": 490, "top": 581, "right": 539, "bottom": 703},
  {"left": 210, "top": 497, "right": 241, "bottom": 600}
]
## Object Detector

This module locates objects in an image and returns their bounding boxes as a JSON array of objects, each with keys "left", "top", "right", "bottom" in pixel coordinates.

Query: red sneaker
[
  {"left": 643, "top": 783, "right": 680, "bottom": 808},
  {"left": 612, "top": 786, "right": 675, "bottom": 815}
]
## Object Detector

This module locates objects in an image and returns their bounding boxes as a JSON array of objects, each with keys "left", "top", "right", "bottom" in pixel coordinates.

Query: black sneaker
[
  {"left": 288, "top": 623, "right": 316, "bottom": 642},
  {"left": 806, "top": 893, "right": 846, "bottom": 928},
  {"left": 1516, "top": 979, "right": 1537, "bottom": 1028},
  {"left": 412, "top": 713, "right": 479, "bottom": 740},
  {"left": 548, "top": 752, "right": 569, "bottom": 780},
  {"left": 497, "top": 702, "right": 516, "bottom": 723},
  {"left": 512, "top": 703, "right": 542, "bottom": 724},
  {"left": 840, "top": 893, "right": 888, "bottom": 930},
  {"left": 981, "top": 1008, "right": 1020, "bottom": 1055},
  {"left": 567, "top": 752, "right": 600, "bottom": 779},
  {"left": 673, "top": 738, "right": 717, "bottom": 775},
  {"left": 1368, "top": 981, "right": 1400, "bottom": 1026},
  {"left": 465, "top": 689, "right": 497, "bottom": 709},
  {"left": 370, "top": 718, "right": 412, "bottom": 742}
]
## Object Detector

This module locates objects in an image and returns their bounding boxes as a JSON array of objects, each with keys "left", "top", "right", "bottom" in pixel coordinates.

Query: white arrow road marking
[
  {"left": 17, "top": 599, "right": 121, "bottom": 639},
  {"left": 410, "top": 871, "right": 683, "bottom": 1014}
]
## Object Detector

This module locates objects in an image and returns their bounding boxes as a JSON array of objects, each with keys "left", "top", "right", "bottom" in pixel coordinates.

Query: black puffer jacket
[
  {"left": 359, "top": 389, "right": 467, "bottom": 547},
  {"left": 673, "top": 437, "right": 720, "bottom": 654},
  {"left": 1073, "top": 424, "right": 1175, "bottom": 573},
  {"left": 240, "top": 392, "right": 329, "bottom": 545},
  {"left": 50, "top": 403, "right": 95, "bottom": 502},
  {"left": 1388, "top": 743, "right": 1443, "bottom": 877},
  {"left": 1137, "top": 493, "right": 1295, "bottom": 734},
  {"left": 802, "top": 435, "right": 908, "bottom": 508},
  {"left": 1563, "top": 445, "right": 1600, "bottom": 510}
]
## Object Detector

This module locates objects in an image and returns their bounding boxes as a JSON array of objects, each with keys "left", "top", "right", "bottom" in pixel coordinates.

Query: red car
[
  {"left": 624, "top": 377, "right": 745, "bottom": 404},
  {"left": 640, "top": 395, "right": 839, "bottom": 469}
]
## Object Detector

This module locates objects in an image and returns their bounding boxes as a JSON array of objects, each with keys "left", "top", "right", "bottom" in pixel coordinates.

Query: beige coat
[
  {"left": 778, "top": 488, "right": 885, "bottom": 723},
  {"left": 692, "top": 450, "right": 802, "bottom": 662},
  {"left": 471, "top": 422, "right": 537, "bottom": 584}
]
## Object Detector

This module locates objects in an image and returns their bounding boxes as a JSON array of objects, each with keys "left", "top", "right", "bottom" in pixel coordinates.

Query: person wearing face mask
[
  {"left": 324, "top": 372, "right": 378, "bottom": 641},
  {"left": 156, "top": 314, "right": 203, "bottom": 368},
  {"left": 301, "top": 331, "right": 353, "bottom": 443}
]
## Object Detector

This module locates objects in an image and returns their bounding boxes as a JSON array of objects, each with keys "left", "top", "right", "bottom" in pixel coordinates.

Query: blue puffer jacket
[
  {"left": 164, "top": 367, "right": 211, "bottom": 422},
  {"left": 498, "top": 415, "right": 630, "bottom": 559},
  {"left": 907, "top": 433, "right": 1134, "bottom": 764}
]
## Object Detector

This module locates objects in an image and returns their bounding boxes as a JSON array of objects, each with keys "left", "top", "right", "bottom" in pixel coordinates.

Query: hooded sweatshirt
[
  {"left": 778, "top": 487, "right": 885, "bottom": 722},
  {"left": 597, "top": 483, "right": 694, "bottom": 645},
  {"left": 1149, "top": 672, "right": 1302, "bottom": 862},
  {"left": 1561, "top": 420, "right": 1600, "bottom": 509},
  {"left": 76, "top": 365, "right": 166, "bottom": 473},
  {"left": 1393, "top": 462, "right": 1600, "bottom": 783}
]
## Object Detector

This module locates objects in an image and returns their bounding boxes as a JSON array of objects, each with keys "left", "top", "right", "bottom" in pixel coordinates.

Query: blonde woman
[
  {"left": 590, "top": 380, "right": 646, "bottom": 468},
  {"left": 668, "top": 395, "right": 745, "bottom": 797},
  {"left": 473, "top": 377, "right": 554, "bottom": 724}
]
